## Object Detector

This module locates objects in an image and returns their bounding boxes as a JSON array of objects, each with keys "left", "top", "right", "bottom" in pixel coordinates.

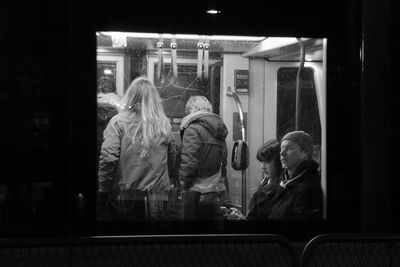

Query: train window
[
  {"left": 97, "top": 62, "right": 117, "bottom": 94},
  {"left": 96, "top": 32, "right": 326, "bottom": 228},
  {"left": 277, "top": 67, "right": 321, "bottom": 146}
]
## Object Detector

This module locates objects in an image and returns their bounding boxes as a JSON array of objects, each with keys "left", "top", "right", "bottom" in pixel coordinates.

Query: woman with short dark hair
[{"left": 246, "top": 139, "right": 283, "bottom": 220}]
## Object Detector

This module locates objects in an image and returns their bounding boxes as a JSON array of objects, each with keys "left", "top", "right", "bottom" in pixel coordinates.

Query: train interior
[{"left": 96, "top": 32, "right": 326, "bottom": 219}]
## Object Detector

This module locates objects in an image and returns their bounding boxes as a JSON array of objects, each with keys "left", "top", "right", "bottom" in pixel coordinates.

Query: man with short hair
[{"left": 268, "top": 131, "right": 323, "bottom": 220}]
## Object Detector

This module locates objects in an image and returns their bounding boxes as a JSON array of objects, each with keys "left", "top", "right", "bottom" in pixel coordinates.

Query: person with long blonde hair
[
  {"left": 97, "top": 76, "right": 174, "bottom": 220},
  {"left": 121, "top": 76, "right": 172, "bottom": 158}
]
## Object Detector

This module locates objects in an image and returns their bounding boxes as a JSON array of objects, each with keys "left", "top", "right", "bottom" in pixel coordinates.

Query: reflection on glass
[
  {"left": 277, "top": 67, "right": 321, "bottom": 146},
  {"left": 97, "top": 62, "right": 117, "bottom": 94}
]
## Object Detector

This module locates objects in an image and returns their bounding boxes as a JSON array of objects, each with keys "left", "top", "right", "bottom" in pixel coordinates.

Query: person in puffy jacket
[
  {"left": 97, "top": 76, "right": 174, "bottom": 221},
  {"left": 268, "top": 131, "right": 323, "bottom": 220},
  {"left": 178, "top": 96, "right": 230, "bottom": 220}
]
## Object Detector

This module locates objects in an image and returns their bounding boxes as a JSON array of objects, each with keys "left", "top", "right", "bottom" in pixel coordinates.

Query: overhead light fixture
[
  {"left": 206, "top": 9, "right": 221, "bottom": 14},
  {"left": 242, "top": 37, "right": 310, "bottom": 57},
  {"left": 210, "top": 35, "right": 265, "bottom": 41},
  {"left": 98, "top": 32, "right": 265, "bottom": 42},
  {"left": 111, "top": 32, "right": 127, "bottom": 48}
]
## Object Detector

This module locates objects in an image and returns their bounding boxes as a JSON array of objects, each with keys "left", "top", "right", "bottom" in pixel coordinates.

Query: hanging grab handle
[
  {"left": 171, "top": 35, "right": 178, "bottom": 81},
  {"left": 156, "top": 34, "right": 164, "bottom": 82}
]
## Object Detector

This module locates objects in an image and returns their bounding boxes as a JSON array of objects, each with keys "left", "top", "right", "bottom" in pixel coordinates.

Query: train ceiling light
[
  {"left": 206, "top": 9, "right": 221, "bottom": 14},
  {"left": 98, "top": 32, "right": 265, "bottom": 42}
]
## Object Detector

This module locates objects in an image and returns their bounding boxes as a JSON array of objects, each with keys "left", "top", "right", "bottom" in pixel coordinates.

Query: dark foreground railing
[
  {"left": 0, "top": 234, "right": 299, "bottom": 267},
  {"left": 301, "top": 234, "right": 400, "bottom": 267},
  {"left": 3, "top": 233, "right": 400, "bottom": 266}
]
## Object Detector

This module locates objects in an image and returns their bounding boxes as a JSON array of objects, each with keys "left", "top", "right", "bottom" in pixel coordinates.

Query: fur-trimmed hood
[{"left": 180, "top": 111, "right": 228, "bottom": 140}]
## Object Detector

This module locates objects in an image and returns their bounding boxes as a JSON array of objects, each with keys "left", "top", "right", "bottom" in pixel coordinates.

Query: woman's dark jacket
[
  {"left": 246, "top": 179, "right": 279, "bottom": 220},
  {"left": 178, "top": 111, "right": 228, "bottom": 193},
  {"left": 268, "top": 160, "right": 323, "bottom": 220}
]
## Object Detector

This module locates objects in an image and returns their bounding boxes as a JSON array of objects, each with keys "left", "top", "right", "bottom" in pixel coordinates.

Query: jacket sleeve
[
  {"left": 220, "top": 141, "right": 230, "bottom": 194},
  {"left": 167, "top": 138, "right": 178, "bottom": 189},
  {"left": 221, "top": 141, "right": 228, "bottom": 177},
  {"left": 179, "top": 125, "right": 203, "bottom": 190},
  {"left": 98, "top": 118, "right": 122, "bottom": 193}
]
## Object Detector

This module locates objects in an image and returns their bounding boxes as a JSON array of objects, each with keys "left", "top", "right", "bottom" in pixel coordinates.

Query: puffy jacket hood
[{"left": 181, "top": 111, "right": 228, "bottom": 140}]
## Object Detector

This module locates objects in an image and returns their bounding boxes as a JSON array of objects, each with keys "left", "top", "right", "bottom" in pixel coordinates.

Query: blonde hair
[
  {"left": 122, "top": 76, "right": 171, "bottom": 158},
  {"left": 185, "top": 96, "right": 213, "bottom": 114}
]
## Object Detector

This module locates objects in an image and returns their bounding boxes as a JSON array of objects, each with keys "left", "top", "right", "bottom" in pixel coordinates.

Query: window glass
[
  {"left": 277, "top": 67, "right": 321, "bottom": 146},
  {"left": 96, "top": 32, "right": 326, "bottom": 228}
]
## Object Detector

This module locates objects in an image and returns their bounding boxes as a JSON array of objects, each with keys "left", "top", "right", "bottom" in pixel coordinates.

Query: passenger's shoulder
[
  {"left": 108, "top": 112, "right": 123, "bottom": 122},
  {"left": 186, "top": 120, "right": 205, "bottom": 130},
  {"left": 298, "top": 177, "right": 322, "bottom": 194},
  {"left": 183, "top": 123, "right": 204, "bottom": 138},
  {"left": 110, "top": 111, "right": 139, "bottom": 123}
]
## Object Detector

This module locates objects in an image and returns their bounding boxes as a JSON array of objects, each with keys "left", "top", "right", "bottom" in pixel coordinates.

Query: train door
[{"left": 247, "top": 39, "right": 327, "bottom": 217}]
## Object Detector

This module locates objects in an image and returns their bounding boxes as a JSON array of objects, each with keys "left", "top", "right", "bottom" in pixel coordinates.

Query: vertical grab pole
[
  {"left": 227, "top": 88, "right": 246, "bottom": 141},
  {"left": 227, "top": 87, "right": 247, "bottom": 215},
  {"left": 295, "top": 38, "right": 305, "bottom": 130},
  {"left": 241, "top": 166, "right": 247, "bottom": 215}
]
